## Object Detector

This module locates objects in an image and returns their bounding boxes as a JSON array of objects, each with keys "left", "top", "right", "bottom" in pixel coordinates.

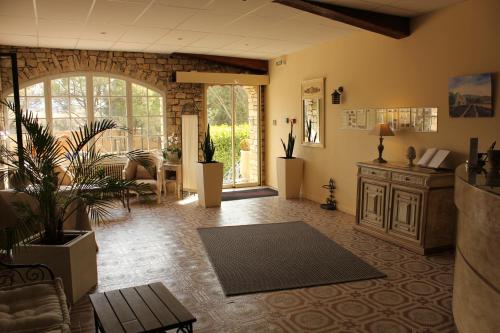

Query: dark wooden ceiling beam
[
  {"left": 273, "top": 0, "right": 410, "bottom": 39},
  {"left": 172, "top": 53, "right": 268, "bottom": 73}
]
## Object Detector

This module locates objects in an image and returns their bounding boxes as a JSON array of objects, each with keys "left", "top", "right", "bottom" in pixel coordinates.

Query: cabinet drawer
[
  {"left": 360, "top": 167, "right": 389, "bottom": 180},
  {"left": 391, "top": 172, "right": 427, "bottom": 186}
]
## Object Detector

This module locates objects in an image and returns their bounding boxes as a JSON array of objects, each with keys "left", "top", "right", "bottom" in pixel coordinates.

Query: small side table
[
  {"left": 89, "top": 282, "right": 196, "bottom": 333},
  {"left": 164, "top": 162, "right": 182, "bottom": 199}
]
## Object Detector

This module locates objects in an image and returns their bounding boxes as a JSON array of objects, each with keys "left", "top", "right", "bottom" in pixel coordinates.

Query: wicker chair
[{"left": 122, "top": 152, "right": 165, "bottom": 203}]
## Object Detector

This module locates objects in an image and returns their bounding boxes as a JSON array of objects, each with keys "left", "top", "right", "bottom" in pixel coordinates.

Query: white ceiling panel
[
  {"left": 38, "top": 19, "right": 84, "bottom": 39},
  {"left": 0, "top": 33, "right": 37, "bottom": 47},
  {"left": 89, "top": 0, "right": 149, "bottom": 25},
  {"left": 251, "top": 3, "right": 302, "bottom": 19},
  {"left": 221, "top": 37, "right": 275, "bottom": 51},
  {"left": 135, "top": 4, "right": 198, "bottom": 29},
  {"left": 36, "top": 0, "right": 93, "bottom": 23},
  {"left": 190, "top": 33, "right": 241, "bottom": 49},
  {"left": 76, "top": 39, "right": 114, "bottom": 50},
  {"left": 79, "top": 23, "right": 127, "bottom": 41},
  {"left": 144, "top": 43, "right": 181, "bottom": 53},
  {"left": 38, "top": 36, "right": 78, "bottom": 49},
  {"left": 154, "top": 0, "right": 213, "bottom": 9},
  {"left": 110, "top": 41, "right": 150, "bottom": 51},
  {"left": 0, "top": 0, "right": 466, "bottom": 59},
  {"left": 204, "top": 0, "right": 270, "bottom": 16},
  {"left": 157, "top": 30, "right": 208, "bottom": 46},
  {"left": 120, "top": 27, "right": 170, "bottom": 43},
  {"left": 0, "top": 0, "right": 35, "bottom": 18},
  {"left": 176, "top": 12, "right": 235, "bottom": 33},
  {"left": 0, "top": 15, "right": 38, "bottom": 35}
]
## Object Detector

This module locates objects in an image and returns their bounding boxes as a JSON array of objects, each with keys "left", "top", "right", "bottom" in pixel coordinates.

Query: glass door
[{"left": 206, "top": 85, "right": 260, "bottom": 187}]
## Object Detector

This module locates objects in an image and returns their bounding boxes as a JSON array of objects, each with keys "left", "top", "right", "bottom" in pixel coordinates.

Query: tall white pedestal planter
[
  {"left": 14, "top": 230, "right": 98, "bottom": 304},
  {"left": 196, "top": 162, "right": 223, "bottom": 207},
  {"left": 277, "top": 157, "right": 304, "bottom": 199}
]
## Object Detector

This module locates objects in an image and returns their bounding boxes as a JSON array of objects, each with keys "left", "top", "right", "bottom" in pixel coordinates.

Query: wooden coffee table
[{"left": 89, "top": 282, "right": 196, "bottom": 333}]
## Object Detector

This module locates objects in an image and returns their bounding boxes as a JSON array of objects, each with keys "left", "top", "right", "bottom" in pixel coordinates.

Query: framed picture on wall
[{"left": 449, "top": 73, "right": 493, "bottom": 117}]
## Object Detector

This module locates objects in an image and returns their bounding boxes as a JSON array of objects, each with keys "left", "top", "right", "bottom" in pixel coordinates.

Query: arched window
[{"left": 5, "top": 74, "right": 165, "bottom": 154}]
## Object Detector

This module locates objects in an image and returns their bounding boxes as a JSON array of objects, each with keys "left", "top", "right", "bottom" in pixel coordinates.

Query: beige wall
[{"left": 265, "top": 0, "right": 500, "bottom": 214}]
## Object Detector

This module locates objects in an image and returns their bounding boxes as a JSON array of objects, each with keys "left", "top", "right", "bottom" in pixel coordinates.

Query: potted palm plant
[
  {"left": 0, "top": 101, "right": 147, "bottom": 303},
  {"left": 196, "top": 124, "right": 223, "bottom": 207},
  {"left": 277, "top": 122, "right": 303, "bottom": 199}
]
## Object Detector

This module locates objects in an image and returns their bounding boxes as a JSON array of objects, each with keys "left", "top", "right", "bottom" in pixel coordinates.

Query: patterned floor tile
[{"left": 70, "top": 195, "right": 456, "bottom": 332}]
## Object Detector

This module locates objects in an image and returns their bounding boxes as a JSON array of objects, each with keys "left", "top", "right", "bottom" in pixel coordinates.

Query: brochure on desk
[{"left": 417, "top": 148, "right": 451, "bottom": 169}]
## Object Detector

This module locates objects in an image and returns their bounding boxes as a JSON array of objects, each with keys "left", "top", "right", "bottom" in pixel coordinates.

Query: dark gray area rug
[
  {"left": 221, "top": 188, "right": 278, "bottom": 201},
  {"left": 197, "top": 221, "right": 386, "bottom": 296}
]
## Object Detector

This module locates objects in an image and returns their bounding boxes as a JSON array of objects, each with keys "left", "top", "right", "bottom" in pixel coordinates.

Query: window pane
[
  {"left": 112, "top": 116, "right": 127, "bottom": 127},
  {"left": 132, "top": 117, "right": 147, "bottom": 136},
  {"left": 51, "top": 78, "right": 68, "bottom": 96},
  {"left": 52, "top": 97, "right": 69, "bottom": 118},
  {"left": 53, "top": 118, "right": 70, "bottom": 132},
  {"left": 148, "top": 136, "right": 162, "bottom": 150},
  {"left": 27, "top": 97, "right": 45, "bottom": 118},
  {"left": 132, "top": 136, "right": 147, "bottom": 150},
  {"left": 132, "top": 97, "right": 147, "bottom": 116},
  {"left": 72, "top": 117, "right": 87, "bottom": 129},
  {"left": 132, "top": 83, "right": 147, "bottom": 96},
  {"left": 26, "top": 83, "right": 44, "bottom": 96},
  {"left": 70, "top": 97, "right": 87, "bottom": 117},
  {"left": 149, "top": 117, "right": 163, "bottom": 135},
  {"left": 94, "top": 97, "right": 109, "bottom": 117},
  {"left": 93, "top": 77, "right": 109, "bottom": 96},
  {"left": 110, "top": 97, "right": 126, "bottom": 117},
  {"left": 148, "top": 89, "right": 160, "bottom": 97},
  {"left": 70, "top": 76, "right": 86, "bottom": 96},
  {"left": 110, "top": 78, "right": 125, "bottom": 96},
  {"left": 148, "top": 96, "right": 161, "bottom": 116}
]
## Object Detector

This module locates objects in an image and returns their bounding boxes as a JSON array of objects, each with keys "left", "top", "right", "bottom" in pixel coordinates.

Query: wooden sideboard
[{"left": 355, "top": 161, "right": 456, "bottom": 254}]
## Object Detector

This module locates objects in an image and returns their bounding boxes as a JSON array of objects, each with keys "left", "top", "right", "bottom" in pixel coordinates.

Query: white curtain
[{"left": 182, "top": 114, "right": 198, "bottom": 192}]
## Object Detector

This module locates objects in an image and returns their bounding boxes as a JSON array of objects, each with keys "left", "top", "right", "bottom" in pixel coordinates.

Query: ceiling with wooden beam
[
  {"left": 0, "top": 0, "right": 465, "bottom": 59},
  {"left": 274, "top": 0, "right": 410, "bottom": 39}
]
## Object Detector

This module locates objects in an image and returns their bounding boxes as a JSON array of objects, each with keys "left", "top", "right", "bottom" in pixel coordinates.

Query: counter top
[{"left": 455, "top": 163, "right": 500, "bottom": 196}]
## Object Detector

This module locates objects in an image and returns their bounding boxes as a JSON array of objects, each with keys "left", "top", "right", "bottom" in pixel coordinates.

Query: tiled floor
[{"left": 70, "top": 194, "right": 456, "bottom": 333}]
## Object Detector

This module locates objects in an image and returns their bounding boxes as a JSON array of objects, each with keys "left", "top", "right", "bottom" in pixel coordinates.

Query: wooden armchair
[{"left": 122, "top": 153, "right": 165, "bottom": 203}]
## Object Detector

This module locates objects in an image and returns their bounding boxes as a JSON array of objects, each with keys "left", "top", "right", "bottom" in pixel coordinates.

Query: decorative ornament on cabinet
[{"left": 407, "top": 146, "right": 416, "bottom": 167}]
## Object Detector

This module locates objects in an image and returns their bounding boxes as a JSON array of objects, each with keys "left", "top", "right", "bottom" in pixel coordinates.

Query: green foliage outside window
[{"left": 210, "top": 124, "right": 249, "bottom": 176}]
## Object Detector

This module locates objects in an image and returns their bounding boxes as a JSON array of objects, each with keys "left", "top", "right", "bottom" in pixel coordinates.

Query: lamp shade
[{"left": 370, "top": 123, "right": 395, "bottom": 137}]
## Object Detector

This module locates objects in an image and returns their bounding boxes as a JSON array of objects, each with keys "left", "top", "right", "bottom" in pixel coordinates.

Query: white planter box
[
  {"left": 196, "top": 162, "right": 223, "bottom": 207},
  {"left": 276, "top": 157, "right": 304, "bottom": 199},
  {"left": 14, "top": 230, "right": 97, "bottom": 304}
]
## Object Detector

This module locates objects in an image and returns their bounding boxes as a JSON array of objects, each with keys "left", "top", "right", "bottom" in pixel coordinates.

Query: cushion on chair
[
  {"left": 0, "top": 278, "right": 71, "bottom": 333},
  {"left": 136, "top": 165, "right": 155, "bottom": 180}
]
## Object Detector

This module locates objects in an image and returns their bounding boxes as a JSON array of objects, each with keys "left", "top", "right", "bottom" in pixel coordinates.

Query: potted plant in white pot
[
  {"left": 277, "top": 122, "right": 303, "bottom": 199},
  {"left": 196, "top": 124, "right": 223, "bottom": 207},
  {"left": 0, "top": 101, "right": 147, "bottom": 303}
]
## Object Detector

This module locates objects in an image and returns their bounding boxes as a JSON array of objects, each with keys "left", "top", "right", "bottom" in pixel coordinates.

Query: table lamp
[{"left": 370, "top": 123, "right": 394, "bottom": 163}]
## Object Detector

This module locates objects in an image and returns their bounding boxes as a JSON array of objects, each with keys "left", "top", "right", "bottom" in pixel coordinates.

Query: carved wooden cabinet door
[
  {"left": 388, "top": 185, "right": 423, "bottom": 241},
  {"left": 359, "top": 179, "right": 388, "bottom": 231}
]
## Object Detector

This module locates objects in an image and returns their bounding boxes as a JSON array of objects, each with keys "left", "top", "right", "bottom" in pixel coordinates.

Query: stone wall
[{"left": 0, "top": 45, "right": 266, "bottom": 184}]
